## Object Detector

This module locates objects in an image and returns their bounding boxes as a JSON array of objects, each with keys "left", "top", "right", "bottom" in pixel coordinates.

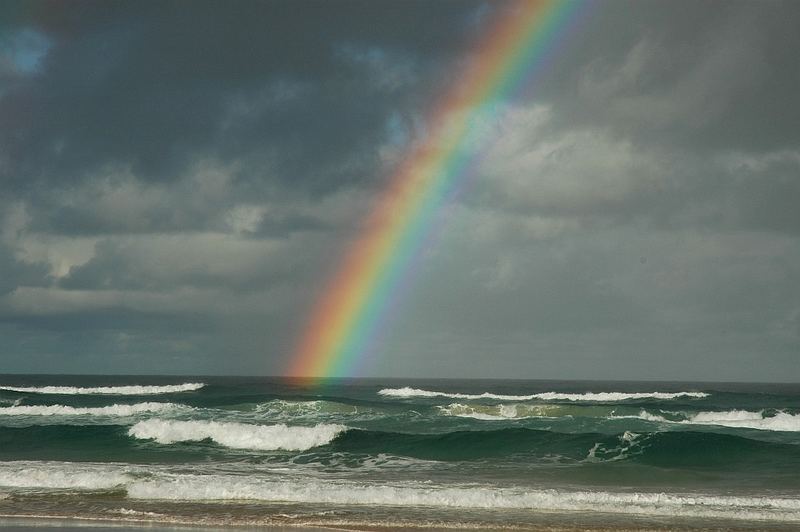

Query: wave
[
  {"left": 3, "top": 460, "right": 798, "bottom": 521},
  {"left": 0, "top": 402, "right": 183, "bottom": 417},
  {"left": 127, "top": 476, "right": 800, "bottom": 522},
  {"left": 437, "top": 402, "right": 626, "bottom": 420},
  {"left": 0, "top": 383, "right": 205, "bottom": 395},
  {"left": 128, "top": 419, "right": 346, "bottom": 451},
  {"left": 253, "top": 399, "right": 364, "bottom": 420},
  {"left": 635, "top": 409, "right": 800, "bottom": 432},
  {"left": 437, "top": 402, "right": 800, "bottom": 432},
  {"left": 379, "top": 387, "right": 709, "bottom": 402},
  {"left": 326, "top": 427, "right": 800, "bottom": 467},
  {"left": 0, "top": 461, "right": 131, "bottom": 490},
  {"left": 438, "top": 403, "right": 533, "bottom": 420}
]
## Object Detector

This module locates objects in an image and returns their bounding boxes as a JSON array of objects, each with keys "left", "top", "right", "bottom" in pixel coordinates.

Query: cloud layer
[{"left": 1, "top": 0, "right": 799, "bottom": 380}]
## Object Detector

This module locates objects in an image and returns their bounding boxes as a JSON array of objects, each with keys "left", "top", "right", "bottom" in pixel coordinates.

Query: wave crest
[
  {"left": 379, "top": 387, "right": 708, "bottom": 402},
  {"left": 0, "top": 462, "right": 130, "bottom": 490},
  {"left": 128, "top": 419, "right": 346, "bottom": 451},
  {"left": 637, "top": 409, "right": 800, "bottom": 432},
  {"left": 0, "top": 383, "right": 205, "bottom": 395},
  {"left": 0, "top": 402, "right": 183, "bottom": 417}
]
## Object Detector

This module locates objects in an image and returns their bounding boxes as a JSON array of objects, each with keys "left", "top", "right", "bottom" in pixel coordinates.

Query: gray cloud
[{"left": 1, "top": 0, "right": 799, "bottom": 379}]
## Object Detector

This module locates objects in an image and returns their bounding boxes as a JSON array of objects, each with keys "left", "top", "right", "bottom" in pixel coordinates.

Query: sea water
[{"left": 0, "top": 376, "right": 798, "bottom": 529}]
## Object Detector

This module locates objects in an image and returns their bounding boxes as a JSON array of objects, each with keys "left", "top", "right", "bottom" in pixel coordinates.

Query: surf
[
  {"left": 0, "top": 383, "right": 205, "bottom": 395},
  {"left": 379, "top": 387, "right": 709, "bottom": 401},
  {"left": 0, "top": 402, "right": 184, "bottom": 417},
  {"left": 128, "top": 419, "right": 346, "bottom": 451}
]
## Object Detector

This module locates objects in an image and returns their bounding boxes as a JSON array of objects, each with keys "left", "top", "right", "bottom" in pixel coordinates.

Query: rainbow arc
[{"left": 289, "top": 0, "right": 586, "bottom": 379}]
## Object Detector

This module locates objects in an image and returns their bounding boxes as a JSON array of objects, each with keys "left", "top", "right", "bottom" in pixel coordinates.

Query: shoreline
[{"left": 2, "top": 512, "right": 798, "bottom": 532}]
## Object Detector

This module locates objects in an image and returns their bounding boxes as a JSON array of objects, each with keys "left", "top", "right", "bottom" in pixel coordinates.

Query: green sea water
[{"left": 0, "top": 376, "right": 798, "bottom": 529}]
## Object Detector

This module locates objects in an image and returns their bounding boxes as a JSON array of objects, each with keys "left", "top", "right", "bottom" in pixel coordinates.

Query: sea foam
[
  {"left": 639, "top": 409, "right": 800, "bottom": 432},
  {"left": 0, "top": 402, "right": 183, "bottom": 417},
  {"left": 0, "top": 461, "right": 131, "bottom": 490},
  {"left": 128, "top": 419, "right": 346, "bottom": 451},
  {"left": 126, "top": 476, "right": 800, "bottom": 522},
  {"left": 379, "top": 387, "right": 708, "bottom": 402},
  {"left": 2, "top": 461, "right": 799, "bottom": 522},
  {"left": 438, "top": 403, "right": 552, "bottom": 420},
  {"left": 0, "top": 383, "right": 205, "bottom": 395}
]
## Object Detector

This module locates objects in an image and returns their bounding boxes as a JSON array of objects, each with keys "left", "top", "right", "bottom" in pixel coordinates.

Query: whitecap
[
  {"left": 0, "top": 462, "right": 131, "bottom": 490},
  {"left": 0, "top": 383, "right": 205, "bottom": 395},
  {"left": 379, "top": 387, "right": 708, "bottom": 402},
  {"left": 126, "top": 475, "right": 800, "bottom": 522},
  {"left": 2, "top": 461, "right": 799, "bottom": 522},
  {"left": 635, "top": 409, "right": 800, "bottom": 432},
  {"left": 128, "top": 419, "right": 346, "bottom": 451},
  {"left": 0, "top": 402, "right": 184, "bottom": 417}
]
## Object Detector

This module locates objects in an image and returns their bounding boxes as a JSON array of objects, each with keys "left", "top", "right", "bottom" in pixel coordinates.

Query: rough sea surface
[{"left": 0, "top": 376, "right": 798, "bottom": 530}]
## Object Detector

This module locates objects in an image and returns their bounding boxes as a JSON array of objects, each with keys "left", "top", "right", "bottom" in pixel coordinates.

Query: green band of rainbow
[{"left": 289, "top": 0, "right": 586, "bottom": 379}]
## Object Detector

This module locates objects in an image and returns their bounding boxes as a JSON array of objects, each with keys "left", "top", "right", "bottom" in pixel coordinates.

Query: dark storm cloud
[
  {"left": 0, "top": 306, "right": 212, "bottom": 333},
  {"left": 1, "top": 0, "right": 799, "bottom": 378},
  {"left": 1, "top": 0, "right": 486, "bottom": 200},
  {"left": 0, "top": 242, "right": 49, "bottom": 296},
  {"left": 57, "top": 237, "right": 300, "bottom": 292}
]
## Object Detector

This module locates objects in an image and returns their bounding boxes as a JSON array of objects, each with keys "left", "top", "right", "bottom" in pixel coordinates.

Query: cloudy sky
[{"left": 1, "top": 0, "right": 799, "bottom": 380}]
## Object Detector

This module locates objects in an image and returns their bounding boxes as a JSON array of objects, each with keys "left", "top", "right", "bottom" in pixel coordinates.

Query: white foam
[
  {"left": 253, "top": 399, "right": 361, "bottom": 419},
  {"left": 2, "top": 461, "right": 798, "bottom": 522},
  {"left": 0, "top": 402, "right": 183, "bottom": 417},
  {"left": 0, "top": 383, "right": 205, "bottom": 395},
  {"left": 127, "top": 475, "right": 800, "bottom": 522},
  {"left": 379, "top": 387, "right": 708, "bottom": 402},
  {"left": 636, "top": 409, "right": 800, "bottom": 432},
  {"left": 128, "top": 419, "right": 346, "bottom": 451},
  {"left": 0, "top": 462, "right": 131, "bottom": 490},
  {"left": 111, "top": 508, "right": 164, "bottom": 517},
  {"left": 438, "top": 403, "right": 547, "bottom": 420}
]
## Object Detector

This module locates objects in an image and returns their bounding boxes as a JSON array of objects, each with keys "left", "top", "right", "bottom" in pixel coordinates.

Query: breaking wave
[
  {"left": 378, "top": 387, "right": 708, "bottom": 402},
  {"left": 0, "top": 383, "right": 205, "bottom": 395},
  {"left": 0, "top": 461, "right": 131, "bottom": 490},
  {"left": 635, "top": 409, "right": 800, "bottom": 432},
  {"left": 434, "top": 402, "right": 632, "bottom": 420},
  {"left": 126, "top": 476, "right": 800, "bottom": 522},
  {"left": 0, "top": 402, "right": 184, "bottom": 417},
  {"left": 2, "top": 459, "right": 798, "bottom": 522},
  {"left": 128, "top": 419, "right": 346, "bottom": 451}
]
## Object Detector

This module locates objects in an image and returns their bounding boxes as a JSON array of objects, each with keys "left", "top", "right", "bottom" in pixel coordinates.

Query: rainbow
[{"left": 289, "top": 0, "right": 586, "bottom": 379}]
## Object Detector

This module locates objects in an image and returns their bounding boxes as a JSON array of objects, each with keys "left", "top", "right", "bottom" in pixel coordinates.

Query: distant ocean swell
[
  {"left": 0, "top": 461, "right": 798, "bottom": 523},
  {"left": 379, "top": 387, "right": 709, "bottom": 401},
  {"left": 0, "top": 383, "right": 205, "bottom": 395},
  {"left": 2, "top": 397, "right": 797, "bottom": 433},
  {"left": 438, "top": 402, "right": 800, "bottom": 431},
  {"left": 0, "top": 402, "right": 184, "bottom": 417}
]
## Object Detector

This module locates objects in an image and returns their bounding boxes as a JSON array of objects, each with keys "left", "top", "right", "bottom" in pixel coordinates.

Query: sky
[{"left": 1, "top": 0, "right": 799, "bottom": 381}]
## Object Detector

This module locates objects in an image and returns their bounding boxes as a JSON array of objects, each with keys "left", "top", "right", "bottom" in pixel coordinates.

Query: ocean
[{"left": 0, "top": 376, "right": 798, "bottom": 530}]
